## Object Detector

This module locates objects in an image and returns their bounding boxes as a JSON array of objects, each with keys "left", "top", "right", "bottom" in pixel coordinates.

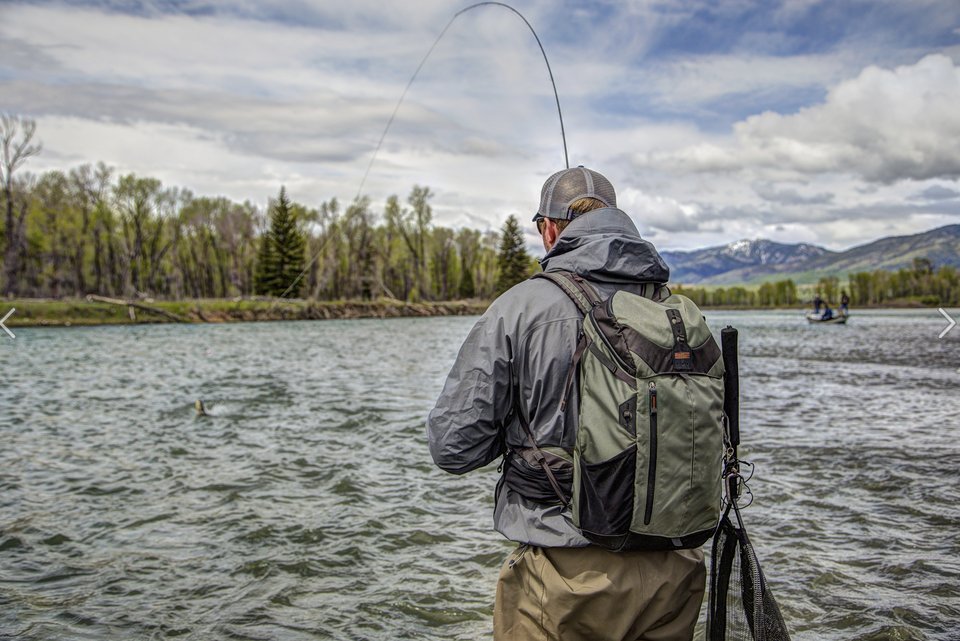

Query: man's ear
[{"left": 542, "top": 218, "right": 561, "bottom": 251}]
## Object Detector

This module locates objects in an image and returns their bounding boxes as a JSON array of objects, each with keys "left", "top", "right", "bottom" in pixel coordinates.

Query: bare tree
[
  {"left": 430, "top": 227, "right": 457, "bottom": 300},
  {"left": 1, "top": 114, "right": 42, "bottom": 295},
  {"left": 68, "top": 164, "right": 112, "bottom": 295},
  {"left": 386, "top": 186, "right": 433, "bottom": 300}
]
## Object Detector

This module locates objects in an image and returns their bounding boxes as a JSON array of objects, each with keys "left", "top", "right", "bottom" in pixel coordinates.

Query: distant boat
[{"left": 806, "top": 311, "right": 848, "bottom": 324}]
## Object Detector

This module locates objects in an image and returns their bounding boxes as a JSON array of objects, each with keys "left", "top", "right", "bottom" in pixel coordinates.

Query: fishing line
[
  {"left": 278, "top": 2, "right": 567, "bottom": 299},
  {"left": 355, "top": 1, "right": 569, "bottom": 200}
]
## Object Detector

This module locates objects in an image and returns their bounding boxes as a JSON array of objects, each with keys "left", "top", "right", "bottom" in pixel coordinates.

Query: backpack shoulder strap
[
  {"left": 639, "top": 282, "right": 670, "bottom": 302},
  {"left": 533, "top": 270, "right": 602, "bottom": 314}
]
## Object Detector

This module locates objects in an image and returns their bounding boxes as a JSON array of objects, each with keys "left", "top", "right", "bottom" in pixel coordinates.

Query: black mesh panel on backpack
[{"left": 707, "top": 506, "right": 791, "bottom": 641}]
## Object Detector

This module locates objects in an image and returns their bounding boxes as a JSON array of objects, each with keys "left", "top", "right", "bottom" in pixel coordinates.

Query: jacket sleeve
[{"left": 427, "top": 306, "right": 512, "bottom": 474}]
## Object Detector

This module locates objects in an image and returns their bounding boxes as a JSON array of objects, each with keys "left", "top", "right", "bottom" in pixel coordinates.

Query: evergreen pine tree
[
  {"left": 254, "top": 186, "right": 306, "bottom": 297},
  {"left": 496, "top": 214, "right": 530, "bottom": 294}
]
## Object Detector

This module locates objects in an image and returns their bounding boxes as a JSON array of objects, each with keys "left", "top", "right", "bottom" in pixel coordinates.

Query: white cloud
[
  {"left": 618, "top": 186, "right": 703, "bottom": 235},
  {"left": 639, "top": 54, "right": 960, "bottom": 184}
]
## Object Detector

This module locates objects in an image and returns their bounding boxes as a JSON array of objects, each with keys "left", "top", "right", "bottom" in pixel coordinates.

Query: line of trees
[
  {"left": 674, "top": 279, "right": 799, "bottom": 308},
  {"left": 0, "top": 115, "right": 543, "bottom": 301},
  {"left": 675, "top": 258, "right": 959, "bottom": 308},
  {"left": 843, "top": 258, "right": 959, "bottom": 306},
  {"left": 8, "top": 116, "right": 953, "bottom": 308}
]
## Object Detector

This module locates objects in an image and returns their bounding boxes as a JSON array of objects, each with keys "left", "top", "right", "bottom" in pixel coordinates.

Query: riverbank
[
  {"left": 3, "top": 297, "right": 491, "bottom": 327},
  {"left": 3, "top": 296, "right": 944, "bottom": 328},
  {"left": 697, "top": 300, "right": 942, "bottom": 311}
]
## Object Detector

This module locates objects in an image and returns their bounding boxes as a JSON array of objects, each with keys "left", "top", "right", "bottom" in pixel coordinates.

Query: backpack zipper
[{"left": 644, "top": 381, "right": 658, "bottom": 525}]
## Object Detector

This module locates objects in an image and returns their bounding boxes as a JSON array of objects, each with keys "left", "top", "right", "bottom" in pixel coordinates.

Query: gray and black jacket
[{"left": 427, "top": 207, "right": 670, "bottom": 547}]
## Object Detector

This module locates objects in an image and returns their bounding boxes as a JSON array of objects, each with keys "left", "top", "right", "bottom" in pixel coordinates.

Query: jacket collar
[{"left": 539, "top": 207, "right": 670, "bottom": 284}]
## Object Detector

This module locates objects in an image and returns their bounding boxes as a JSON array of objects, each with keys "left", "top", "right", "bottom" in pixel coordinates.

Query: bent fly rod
[{"left": 279, "top": 2, "right": 568, "bottom": 299}]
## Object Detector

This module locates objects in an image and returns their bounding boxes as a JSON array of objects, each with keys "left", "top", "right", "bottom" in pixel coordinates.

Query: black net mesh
[
  {"left": 707, "top": 506, "right": 791, "bottom": 641},
  {"left": 537, "top": 167, "right": 617, "bottom": 219}
]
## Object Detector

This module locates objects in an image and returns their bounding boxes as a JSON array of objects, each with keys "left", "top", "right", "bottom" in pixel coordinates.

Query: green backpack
[{"left": 532, "top": 271, "right": 726, "bottom": 551}]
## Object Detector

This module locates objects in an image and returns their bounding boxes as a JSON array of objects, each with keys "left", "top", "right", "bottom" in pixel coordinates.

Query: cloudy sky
[{"left": 2, "top": 0, "right": 960, "bottom": 252}]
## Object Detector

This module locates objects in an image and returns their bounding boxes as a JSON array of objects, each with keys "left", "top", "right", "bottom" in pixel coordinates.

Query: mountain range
[{"left": 660, "top": 224, "right": 960, "bottom": 285}]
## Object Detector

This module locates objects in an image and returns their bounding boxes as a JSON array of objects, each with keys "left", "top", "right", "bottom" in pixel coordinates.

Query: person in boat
[
  {"left": 813, "top": 292, "right": 823, "bottom": 314},
  {"left": 427, "top": 167, "right": 705, "bottom": 641},
  {"left": 840, "top": 291, "right": 850, "bottom": 316},
  {"left": 821, "top": 303, "right": 834, "bottom": 320}
]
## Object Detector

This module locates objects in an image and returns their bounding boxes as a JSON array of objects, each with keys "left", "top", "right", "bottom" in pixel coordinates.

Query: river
[{"left": 1, "top": 310, "right": 958, "bottom": 640}]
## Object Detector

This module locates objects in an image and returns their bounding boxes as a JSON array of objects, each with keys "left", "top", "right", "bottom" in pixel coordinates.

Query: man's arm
[{"left": 427, "top": 308, "right": 512, "bottom": 474}]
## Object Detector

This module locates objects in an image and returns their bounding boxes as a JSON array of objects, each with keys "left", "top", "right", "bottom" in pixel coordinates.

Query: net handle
[
  {"left": 721, "top": 326, "right": 740, "bottom": 449},
  {"left": 721, "top": 326, "right": 741, "bottom": 502}
]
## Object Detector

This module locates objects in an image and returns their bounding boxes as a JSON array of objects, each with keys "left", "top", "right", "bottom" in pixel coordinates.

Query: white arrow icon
[
  {"left": 0, "top": 308, "right": 14, "bottom": 339},
  {"left": 939, "top": 308, "right": 956, "bottom": 339}
]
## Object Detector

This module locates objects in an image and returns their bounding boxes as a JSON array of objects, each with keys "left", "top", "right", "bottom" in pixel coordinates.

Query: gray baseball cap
[{"left": 533, "top": 165, "right": 616, "bottom": 222}]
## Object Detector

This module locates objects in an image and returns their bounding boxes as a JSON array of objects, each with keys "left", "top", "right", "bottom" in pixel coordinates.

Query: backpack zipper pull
[{"left": 645, "top": 381, "right": 659, "bottom": 525}]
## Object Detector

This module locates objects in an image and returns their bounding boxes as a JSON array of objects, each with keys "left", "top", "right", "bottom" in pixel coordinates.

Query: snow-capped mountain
[
  {"left": 659, "top": 225, "right": 960, "bottom": 285},
  {"left": 661, "top": 239, "right": 834, "bottom": 283}
]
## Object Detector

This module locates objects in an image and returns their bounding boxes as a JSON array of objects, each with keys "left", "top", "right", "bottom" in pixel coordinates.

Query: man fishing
[{"left": 427, "top": 167, "right": 705, "bottom": 641}]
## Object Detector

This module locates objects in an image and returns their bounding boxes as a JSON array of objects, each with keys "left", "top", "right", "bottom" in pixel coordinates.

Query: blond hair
[{"left": 553, "top": 197, "right": 608, "bottom": 233}]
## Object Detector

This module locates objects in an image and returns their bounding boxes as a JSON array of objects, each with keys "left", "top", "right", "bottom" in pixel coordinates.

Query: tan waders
[{"left": 494, "top": 544, "right": 705, "bottom": 641}]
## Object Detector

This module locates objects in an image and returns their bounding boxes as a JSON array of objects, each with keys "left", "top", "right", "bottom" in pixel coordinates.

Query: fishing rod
[
  {"left": 355, "top": 1, "right": 569, "bottom": 202},
  {"left": 278, "top": 2, "right": 568, "bottom": 299}
]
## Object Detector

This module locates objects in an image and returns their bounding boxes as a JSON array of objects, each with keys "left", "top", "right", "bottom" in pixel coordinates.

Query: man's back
[
  {"left": 428, "top": 206, "right": 669, "bottom": 546},
  {"left": 427, "top": 168, "right": 707, "bottom": 641}
]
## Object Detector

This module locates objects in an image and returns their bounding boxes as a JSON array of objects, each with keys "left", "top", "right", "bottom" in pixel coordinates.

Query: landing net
[{"left": 707, "top": 501, "right": 791, "bottom": 641}]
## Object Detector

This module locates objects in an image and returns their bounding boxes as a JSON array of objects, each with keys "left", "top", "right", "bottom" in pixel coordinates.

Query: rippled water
[{"left": 1, "top": 310, "right": 958, "bottom": 640}]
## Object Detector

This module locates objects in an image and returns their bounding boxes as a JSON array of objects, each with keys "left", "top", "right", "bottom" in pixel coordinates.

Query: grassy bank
[
  {"left": 748, "top": 298, "right": 945, "bottom": 310},
  {"left": 695, "top": 299, "right": 942, "bottom": 311},
  {"left": 4, "top": 297, "right": 491, "bottom": 327},
  {"left": 4, "top": 296, "right": 943, "bottom": 328}
]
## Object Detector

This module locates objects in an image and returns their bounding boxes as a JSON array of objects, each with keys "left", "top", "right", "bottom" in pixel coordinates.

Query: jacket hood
[{"left": 539, "top": 207, "right": 670, "bottom": 284}]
